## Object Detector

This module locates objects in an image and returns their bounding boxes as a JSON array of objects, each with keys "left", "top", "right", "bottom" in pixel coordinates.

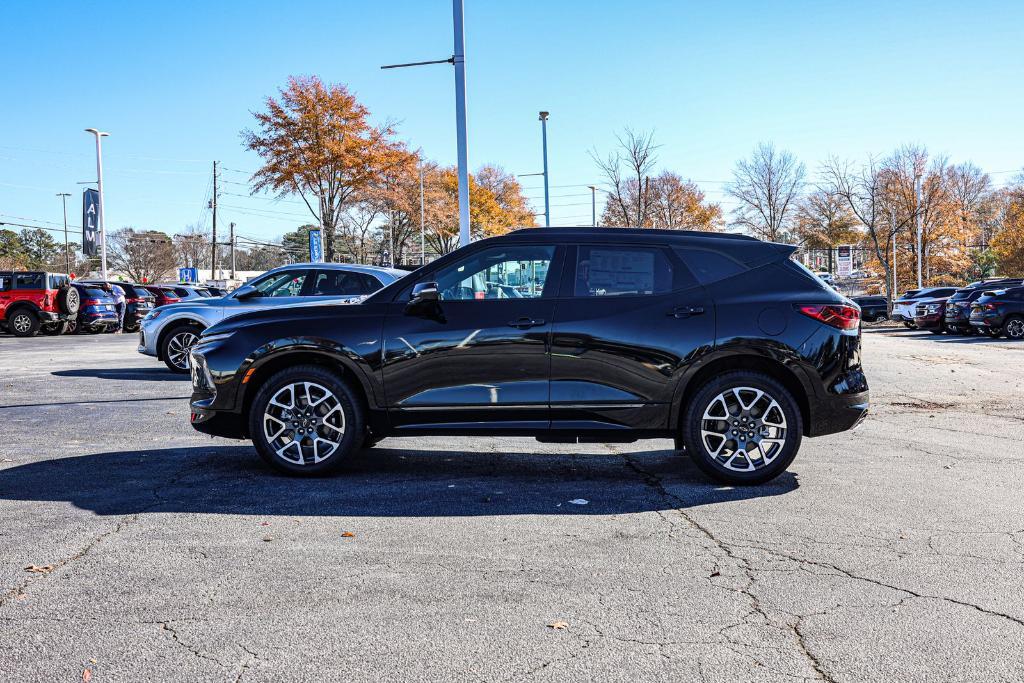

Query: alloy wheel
[
  {"left": 11, "top": 314, "right": 31, "bottom": 334},
  {"left": 1006, "top": 319, "right": 1024, "bottom": 339},
  {"left": 262, "top": 381, "right": 346, "bottom": 465},
  {"left": 699, "top": 387, "right": 788, "bottom": 472},
  {"left": 167, "top": 331, "right": 198, "bottom": 370}
]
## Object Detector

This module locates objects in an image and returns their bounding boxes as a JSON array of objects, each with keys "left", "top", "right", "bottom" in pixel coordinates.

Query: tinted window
[
  {"left": 14, "top": 273, "right": 43, "bottom": 289},
  {"left": 0, "top": 273, "right": 10, "bottom": 291},
  {"left": 80, "top": 287, "right": 108, "bottom": 298},
  {"left": 48, "top": 274, "right": 69, "bottom": 289},
  {"left": 674, "top": 248, "right": 745, "bottom": 286},
  {"left": 949, "top": 289, "right": 972, "bottom": 301},
  {"left": 312, "top": 271, "right": 380, "bottom": 296},
  {"left": 932, "top": 288, "right": 957, "bottom": 298},
  {"left": 431, "top": 245, "right": 554, "bottom": 301},
  {"left": 575, "top": 246, "right": 674, "bottom": 297}
]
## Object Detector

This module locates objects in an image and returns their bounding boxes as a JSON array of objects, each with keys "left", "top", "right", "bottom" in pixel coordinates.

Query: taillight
[
  {"left": 796, "top": 304, "right": 860, "bottom": 330},
  {"left": 983, "top": 303, "right": 997, "bottom": 311},
  {"left": 83, "top": 298, "right": 100, "bottom": 305}
]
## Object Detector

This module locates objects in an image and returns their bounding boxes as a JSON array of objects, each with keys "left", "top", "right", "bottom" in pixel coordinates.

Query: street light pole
[
  {"left": 453, "top": 0, "right": 470, "bottom": 247},
  {"left": 539, "top": 111, "right": 550, "bottom": 227},
  {"left": 85, "top": 128, "right": 110, "bottom": 279},
  {"left": 419, "top": 165, "right": 426, "bottom": 266},
  {"left": 587, "top": 185, "right": 597, "bottom": 227},
  {"left": 56, "top": 193, "right": 71, "bottom": 274},
  {"left": 914, "top": 173, "right": 923, "bottom": 288}
]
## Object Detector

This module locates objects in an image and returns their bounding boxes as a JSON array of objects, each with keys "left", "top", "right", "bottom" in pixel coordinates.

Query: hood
[
  {"left": 202, "top": 298, "right": 375, "bottom": 336},
  {"left": 153, "top": 297, "right": 223, "bottom": 314}
]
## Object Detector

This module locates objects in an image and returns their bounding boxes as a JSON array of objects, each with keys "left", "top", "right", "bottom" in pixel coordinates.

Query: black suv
[
  {"left": 851, "top": 295, "right": 888, "bottom": 322},
  {"left": 970, "top": 286, "right": 1024, "bottom": 339},
  {"left": 188, "top": 228, "right": 869, "bottom": 485}
]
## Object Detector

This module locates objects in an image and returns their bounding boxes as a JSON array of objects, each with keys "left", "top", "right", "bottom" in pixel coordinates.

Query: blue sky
[{"left": 2, "top": 0, "right": 1022, "bottom": 244}]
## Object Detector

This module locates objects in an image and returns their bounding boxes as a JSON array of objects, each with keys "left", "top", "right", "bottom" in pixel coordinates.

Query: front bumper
[
  {"left": 190, "top": 406, "right": 246, "bottom": 439},
  {"left": 913, "top": 313, "right": 943, "bottom": 330},
  {"left": 137, "top": 319, "right": 162, "bottom": 357}
]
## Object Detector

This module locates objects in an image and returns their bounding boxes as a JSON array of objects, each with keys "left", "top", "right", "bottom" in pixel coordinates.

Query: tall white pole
[
  {"left": 452, "top": 0, "right": 470, "bottom": 248},
  {"left": 539, "top": 111, "right": 550, "bottom": 227},
  {"left": 419, "top": 166, "right": 426, "bottom": 266},
  {"left": 86, "top": 129, "right": 110, "bottom": 280},
  {"left": 915, "top": 174, "right": 923, "bottom": 288},
  {"left": 588, "top": 185, "right": 597, "bottom": 226}
]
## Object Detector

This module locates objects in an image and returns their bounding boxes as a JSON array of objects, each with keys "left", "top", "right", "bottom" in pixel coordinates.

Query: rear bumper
[{"left": 808, "top": 390, "right": 870, "bottom": 437}]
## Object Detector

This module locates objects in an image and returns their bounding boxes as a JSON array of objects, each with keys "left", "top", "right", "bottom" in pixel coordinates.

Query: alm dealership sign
[{"left": 82, "top": 188, "right": 100, "bottom": 257}]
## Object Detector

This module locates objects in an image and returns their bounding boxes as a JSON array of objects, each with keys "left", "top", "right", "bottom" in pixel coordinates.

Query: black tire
[
  {"left": 123, "top": 322, "right": 140, "bottom": 334},
  {"left": 67, "top": 319, "right": 78, "bottom": 334},
  {"left": 903, "top": 321, "right": 917, "bottom": 330},
  {"left": 671, "top": 436, "right": 688, "bottom": 457},
  {"left": 1004, "top": 316, "right": 1024, "bottom": 340},
  {"left": 8, "top": 309, "right": 39, "bottom": 337},
  {"left": 57, "top": 285, "right": 80, "bottom": 315},
  {"left": 40, "top": 322, "right": 69, "bottom": 336},
  {"left": 248, "top": 365, "right": 364, "bottom": 475},
  {"left": 681, "top": 371, "right": 803, "bottom": 485},
  {"left": 160, "top": 323, "right": 204, "bottom": 373},
  {"left": 985, "top": 327, "right": 1002, "bottom": 338}
]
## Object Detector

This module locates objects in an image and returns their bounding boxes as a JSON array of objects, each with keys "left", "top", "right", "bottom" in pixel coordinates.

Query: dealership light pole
[
  {"left": 539, "top": 111, "right": 550, "bottom": 227},
  {"left": 914, "top": 173, "right": 923, "bottom": 288},
  {"left": 381, "top": 0, "right": 470, "bottom": 248},
  {"left": 85, "top": 128, "right": 110, "bottom": 279},
  {"left": 419, "top": 165, "right": 426, "bottom": 266},
  {"left": 588, "top": 185, "right": 598, "bottom": 226},
  {"left": 56, "top": 192, "right": 71, "bottom": 274}
]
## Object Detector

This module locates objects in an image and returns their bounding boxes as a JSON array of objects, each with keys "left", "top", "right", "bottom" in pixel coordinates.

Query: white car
[
  {"left": 138, "top": 263, "right": 407, "bottom": 372},
  {"left": 892, "top": 287, "right": 959, "bottom": 328}
]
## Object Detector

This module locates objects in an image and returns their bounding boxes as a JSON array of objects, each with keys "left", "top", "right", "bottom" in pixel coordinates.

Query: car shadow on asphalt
[
  {"left": 0, "top": 444, "right": 798, "bottom": 517},
  {"left": 51, "top": 368, "right": 189, "bottom": 381}
]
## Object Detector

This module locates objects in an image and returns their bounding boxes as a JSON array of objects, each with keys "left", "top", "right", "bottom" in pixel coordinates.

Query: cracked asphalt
[{"left": 1, "top": 328, "right": 1022, "bottom": 682}]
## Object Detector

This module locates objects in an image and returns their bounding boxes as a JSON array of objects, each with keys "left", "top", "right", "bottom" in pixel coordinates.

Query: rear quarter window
[{"left": 672, "top": 247, "right": 744, "bottom": 286}]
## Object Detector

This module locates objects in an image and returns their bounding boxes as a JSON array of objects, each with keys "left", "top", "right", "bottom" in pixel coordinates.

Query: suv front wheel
[
  {"left": 161, "top": 323, "right": 203, "bottom": 373},
  {"left": 681, "top": 371, "right": 803, "bottom": 485},
  {"left": 248, "top": 365, "right": 364, "bottom": 475}
]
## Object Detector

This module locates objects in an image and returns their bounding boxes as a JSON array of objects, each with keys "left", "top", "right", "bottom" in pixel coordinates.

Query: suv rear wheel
[
  {"left": 248, "top": 365, "right": 364, "bottom": 475},
  {"left": 161, "top": 323, "right": 203, "bottom": 373},
  {"left": 1004, "top": 316, "right": 1024, "bottom": 340},
  {"left": 681, "top": 371, "right": 803, "bottom": 485},
  {"left": 8, "top": 309, "right": 39, "bottom": 337}
]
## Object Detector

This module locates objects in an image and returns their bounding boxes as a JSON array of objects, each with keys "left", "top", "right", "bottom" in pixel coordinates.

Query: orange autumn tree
[{"left": 243, "top": 75, "right": 407, "bottom": 261}]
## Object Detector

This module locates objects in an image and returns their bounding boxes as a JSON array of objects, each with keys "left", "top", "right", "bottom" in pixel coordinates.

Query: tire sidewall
[
  {"left": 682, "top": 371, "right": 803, "bottom": 485},
  {"left": 248, "top": 365, "right": 364, "bottom": 475}
]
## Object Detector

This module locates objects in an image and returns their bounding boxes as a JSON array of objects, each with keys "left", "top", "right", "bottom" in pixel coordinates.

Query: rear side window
[
  {"left": 574, "top": 246, "right": 674, "bottom": 297},
  {"left": 312, "top": 271, "right": 380, "bottom": 296},
  {"left": 0, "top": 274, "right": 10, "bottom": 291},
  {"left": 173, "top": 288, "right": 190, "bottom": 297},
  {"left": 14, "top": 273, "right": 43, "bottom": 289},
  {"left": 673, "top": 248, "right": 745, "bottom": 286}
]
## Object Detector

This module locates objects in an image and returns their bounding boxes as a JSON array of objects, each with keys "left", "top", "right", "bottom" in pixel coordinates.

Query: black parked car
[
  {"left": 970, "top": 286, "right": 1024, "bottom": 339},
  {"left": 188, "top": 228, "right": 869, "bottom": 485},
  {"left": 79, "top": 281, "right": 156, "bottom": 332},
  {"left": 851, "top": 296, "right": 888, "bottom": 322}
]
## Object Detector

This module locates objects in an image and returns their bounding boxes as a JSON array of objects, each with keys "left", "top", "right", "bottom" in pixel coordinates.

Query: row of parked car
[
  {"left": 0, "top": 270, "right": 227, "bottom": 337},
  {"left": 852, "top": 277, "right": 1024, "bottom": 339}
]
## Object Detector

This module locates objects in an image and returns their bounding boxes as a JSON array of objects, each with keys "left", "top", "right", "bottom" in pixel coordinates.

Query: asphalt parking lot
[{"left": 1, "top": 329, "right": 1022, "bottom": 682}]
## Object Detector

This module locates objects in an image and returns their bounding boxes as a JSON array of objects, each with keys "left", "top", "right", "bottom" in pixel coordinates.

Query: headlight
[
  {"left": 143, "top": 310, "right": 162, "bottom": 322},
  {"left": 198, "top": 331, "right": 234, "bottom": 344},
  {"left": 925, "top": 303, "right": 941, "bottom": 314}
]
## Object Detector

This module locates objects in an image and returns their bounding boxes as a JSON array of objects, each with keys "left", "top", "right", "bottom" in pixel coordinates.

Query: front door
[
  {"left": 548, "top": 243, "right": 715, "bottom": 432},
  {"left": 381, "top": 244, "right": 562, "bottom": 432}
]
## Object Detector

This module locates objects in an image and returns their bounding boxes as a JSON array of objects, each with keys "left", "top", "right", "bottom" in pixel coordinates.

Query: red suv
[{"left": 0, "top": 271, "right": 81, "bottom": 337}]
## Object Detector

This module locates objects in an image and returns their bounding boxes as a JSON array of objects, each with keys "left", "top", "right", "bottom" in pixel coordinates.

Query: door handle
[
  {"left": 507, "top": 317, "right": 545, "bottom": 329},
  {"left": 668, "top": 306, "right": 705, "bottom": 319}
]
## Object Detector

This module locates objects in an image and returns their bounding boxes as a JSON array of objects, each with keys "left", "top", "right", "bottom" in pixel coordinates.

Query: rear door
[{"left": 548, "top": 243, "right": 714, "bottom": 432}]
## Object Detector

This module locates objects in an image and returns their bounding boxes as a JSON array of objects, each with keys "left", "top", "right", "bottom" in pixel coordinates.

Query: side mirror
[
  {"left": 234, "top": 285, "right": 257, "bottom": 300},
  {"left": 410, "top": 281, "right": 439, "bottom": 303}
]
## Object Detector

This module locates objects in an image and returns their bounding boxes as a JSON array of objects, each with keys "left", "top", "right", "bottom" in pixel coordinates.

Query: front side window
[
  {"left": 251, "top": 271, "right": 308, "bottom": 298},
  {"left": 574, "top": 246, "right": 673, "bottom": 297},
  {"left": 432, "top": 246, "right": 555, "bottom": 301}
]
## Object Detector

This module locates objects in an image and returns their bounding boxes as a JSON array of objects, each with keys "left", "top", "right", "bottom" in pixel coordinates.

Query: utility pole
[
  {"left": 419, "top": 166, "right": 426, "bottom": 266},
  {"left": 379, "top": 0, "right": 469, "bottom": 247},
  {"left": 588, "top": 185, "right": 597, "bottom": 227},
  {"left": 539, "top": 111, "right": 550, "bottom": 227},
  {"left": 85, "top": 129, "right": 110, "bottom": 279},
  {"left": 452, "top": 0, "right": 470, "bottom": 247},
  {"left": 914, "top": 173, "right": 923, "bottom": 288},
  {"left": 56, "top": 193, "right": 71, "bottom": 274},
  {"left": 211, "top": 160, "right": 218, "bottom": 280},
  {"left": 229, "top": 221, "right": 236, "bottom": 279}
]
